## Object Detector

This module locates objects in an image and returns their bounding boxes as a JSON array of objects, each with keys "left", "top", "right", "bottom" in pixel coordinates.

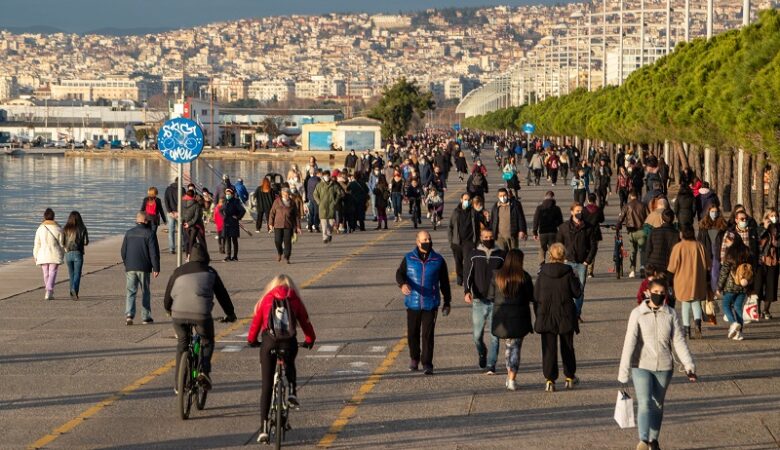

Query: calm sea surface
[{"left": 0, "top": 155, "right": 307, "bottom": 264}]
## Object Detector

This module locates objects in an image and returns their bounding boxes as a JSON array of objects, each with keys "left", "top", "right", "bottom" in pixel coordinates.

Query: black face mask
[
  {"left": 574, "top": 213, "right": 583, "bottom": 221},
  {"left": 482, "top": 239, "right": 494, "bottom": 249},
  {"left": 420, "top": 242, "right": 432, "bottom": 253},
  {"left": 650, "top": 293, "right": 665, "bottom": 306}
]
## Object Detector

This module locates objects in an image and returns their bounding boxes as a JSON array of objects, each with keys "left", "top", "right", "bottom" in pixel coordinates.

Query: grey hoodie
[{"left": 618, "top": 301, "right": 695, "bottom": 383}]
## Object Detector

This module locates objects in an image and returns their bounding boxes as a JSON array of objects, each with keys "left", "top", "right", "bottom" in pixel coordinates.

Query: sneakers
[
  {"left": 545, "top": 380, "right": 555, "bottom": 392},
  {"left": 44, "top": 290, "right": 53, "bottom": 300},
  {"left": 142, "top": 318, "right": 154, "bottom": 325},
  {"left": 126, "top": 316, "right": 133, "bottom": 326},
  {"left": 506, "top": 379, "right": 517, "bottom": 391},
  {"left": 478, "top": 354, "right": 487, "bottom": 370},
  {"left": 288, "top": 394, "right": 300, "bottom": 408},
  {"left": 763, "top": 312, "right": 773, "bottom": 320},
  {"left": 485, "top": 366, "right": 496, "bottom": 375},
  {"left": 197, "top": 373, "right": 212, "bottom": 391},
  {"left": 732, "top": 327, "right": 744, "bottom": 341},
  {"left": 636, "top": 441, "right": 650, "bottom": 450},
  {"left": 409, "top": 359, "right": 419, "bottom": 371},
  {"left": 628, "top": 270, "right": 636, "bottom": 278},
  {"left": 565, "top": 377, "right": 579, "bottom": 389},
  {"left": 423, "top": 365, "right": 434, "bottom": 375},
  {"left": 257, "top": 421, "right": 270, "bottom": 443},
  {"left": 727, "top": 322, "right": 739, "bottom": 339}
]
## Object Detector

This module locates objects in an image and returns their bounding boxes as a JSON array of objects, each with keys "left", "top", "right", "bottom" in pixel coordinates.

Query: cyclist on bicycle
[
  {"left": 247, "top": 274, "right": 316, "bottom": 444},
  {"left": 163, "top": 243, "right": 237, "bottom": 393},
  {"left": 405, "top": 178, "right": 423, "bottom": 228}
]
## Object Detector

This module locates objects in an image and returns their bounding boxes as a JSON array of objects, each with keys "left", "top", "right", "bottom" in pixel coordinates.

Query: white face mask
[{"left": 771, "top": 217, "right": 778, "bottom": 224}]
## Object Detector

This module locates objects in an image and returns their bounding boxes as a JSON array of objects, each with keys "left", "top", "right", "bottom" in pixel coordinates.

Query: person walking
[
  {"left": 213, "top": 198, "right": 225, "bottom": 254},
  {"left": 616, "top": 167, "right": 631, "bottom": 210},
  {"left": 140, "top": 187, "right": 166, "bottom": 234},
  {"left": 396, "top": 231, "right": 452, "bottom": 375},
  {"left": 555, "top": 203, "right": 597, "bottom": 318},
  {"left": 491, "top": 249, "right": 534, "bottom": 391},
  {"left": 464, "top": 229, "right": 506, "bottom": 374},
  {"left": 313, "top": 171, "right": 343, "bottom": 243},
  {"left": 121, "top": 212, "right": 160, "bottom": 325},
  {"left": 674, "top": 184, "right": 696, "bottom": 229},
  {"left": 617, "top": 191, "right": 649, "bottom": 278},
  {"left": 164, "top": 178, "right": 183, "bottom": 254},
  {"left": 618, "top": 278, "right": 697, "bottom": 450},
  {"left": 755, "top": 208, "right": 780, "bottom": 319},
  {"left": 254, "top": 178, "right": 275, "bottom": 233},
  {"left": 646, "top": 209, "right": 680, "bottom": 305},
  {"left": 181, "top": 188, "right": 205, "bottom": 258},
  {"left": 390, "top": 172, "right": 405, "bottom": 222},
  {"left": 373, "top": 176, "right": 391, "bottom": 230},
  {"left": 667, "top": 225, "right": 710, "bottom": 339},
  {"left": 583, "top": 193, "right": 605, "bottom": 278},
  {"left": 490, "top": 188, "right": 527, "bottom": 252},
  {"left": 448, "top": 193, "right": 480, "bottom": 286},
  {"left": 305, "top": 168, "right": 321, "bottom": 233},
  {"left": 717, "top": 239, "right": 753, "bottom": 340},
  {"left": 570, "top": 168, "right": 587, "bottom": 204},
  {"left": 233, "top": 178, "right": 249, "bottom": 204},
  {"left": 534, "top": 243, "right": 582, "bottom": 392},
  {"left": 163, "top": 242, "right": 237, "bottom": 393},
  {"left": 33, "top": 208, "right": 64, "bottom": 301},
  {"left": 533, "top": 191, "right": 564, "bottom": 263},
  {"left": 269, "top": 187, "right": 301, "bottom": 264},
  {"left": 698, "top": 205, "right": 728, "bottom": 296},
  {"left": 62, "top": 211, "right": 89, "bottom": 300},
  {"left": 220, "top": 188, "right": 246, "bottom": 262}
]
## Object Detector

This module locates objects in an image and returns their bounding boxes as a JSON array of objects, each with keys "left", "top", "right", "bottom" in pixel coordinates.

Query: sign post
[
  {"left": 157, "top": 117, "right": 204, "bottom": 267},
  {"left": 522, "top": 122, "right": 536, "bottom": 155}
]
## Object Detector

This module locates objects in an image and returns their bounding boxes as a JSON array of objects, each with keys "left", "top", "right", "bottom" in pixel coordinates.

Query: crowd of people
[{"left": 31, "top": 129, "right": 780, "bottom": 450}]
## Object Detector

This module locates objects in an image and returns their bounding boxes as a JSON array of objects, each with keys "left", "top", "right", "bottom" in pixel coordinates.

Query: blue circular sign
[
  {"left": 157, "top": 118, "right": 204, "bottom": 164},
  {"left": 523, "top": 122, "right": 536, "bottom": 134}
]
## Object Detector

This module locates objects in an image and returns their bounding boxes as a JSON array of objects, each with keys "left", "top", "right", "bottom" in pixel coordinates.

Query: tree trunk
[
  {"left": 674, "top": 141, "right": 688, "bottom": 184},
  {"left": 768, "top": 161, "right": 780, "bottom": 214},
  {"left": 753, "top": 151, "right": 766, "bottom": 219},
  {"left": 740, "top": 151, "right": 753, "bottom": 215}
]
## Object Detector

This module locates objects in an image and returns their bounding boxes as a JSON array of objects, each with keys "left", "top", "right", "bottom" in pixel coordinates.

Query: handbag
[
  {"left": 743, "top": 294, "right": 760, "bottom": 324},
  {"left": 614, "top": 390, "right": 636, "bottom": 429}
]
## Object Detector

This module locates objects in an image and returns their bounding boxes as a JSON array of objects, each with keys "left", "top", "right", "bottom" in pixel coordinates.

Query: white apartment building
[
  {"left": 370, "top": 15, "right": 412, "bottom": 29},
  {"left": 249, "top": 80, "right": 295, "bottom": 102},
  {"left": 295, "top": 76, "right": 345, "bottom": 99},
  {"left": 444, "top": 77, "right": 480, "bottom": 101},
  {"left": 606, "top": 47, "right": 668, "bottom": 86},
  {"left": 50, "top": 78, "right": 144, "bottom": 102},
  {"left": 0, "top": 76, "right": 18, "bottom": 101}
]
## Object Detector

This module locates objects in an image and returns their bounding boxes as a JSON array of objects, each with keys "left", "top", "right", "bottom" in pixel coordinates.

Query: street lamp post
[
  {"left": 619, "top": 0, "right": 624, "bottom": 85},
  {"left": 707, "top": 0, "right": 714, "bottom": 39},
  {"left": 666, "top": 0, "right": 672, "bottom": 55},
  {"left": 743, "top": 0, "right": 751, "bottom": 27},
  {"left": 602, "top": 0, "right": 607, "bottom": 89}
]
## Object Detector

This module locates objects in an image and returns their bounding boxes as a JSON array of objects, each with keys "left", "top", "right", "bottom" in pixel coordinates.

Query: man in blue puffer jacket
[{"left": 396, "top": 230, "right": 452, "bottom": 375}]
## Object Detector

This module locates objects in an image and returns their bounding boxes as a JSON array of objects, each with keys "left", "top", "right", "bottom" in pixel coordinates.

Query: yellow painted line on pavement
[
  {"left": 317, "top": 336, "right": 408, "bottom": 448},
  {"left": 27, "top": 227, "right": 399, "bottom": 450}
]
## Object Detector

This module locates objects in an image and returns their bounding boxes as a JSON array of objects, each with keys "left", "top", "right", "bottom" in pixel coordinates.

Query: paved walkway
[{"left": 2, "top": 164, "right": 779, "bottom": 449}]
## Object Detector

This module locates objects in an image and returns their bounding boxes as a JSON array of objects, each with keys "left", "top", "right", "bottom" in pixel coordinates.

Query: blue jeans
[
  {"left": 567, "top": 262, "right": 587, "bottom": 315},
  {"left": 680, "top": 300, "right": 703, "bottom": 327},
  {"left": 505, "top": 338, "right": 523, "bottom": 373},
  {"left": 391, "top": 192, "right": 403, "bottom": 219},
  {"left": 472, "top": 299, "right": 499, "bottom": 368},
  {"left": 631, "top": 368, "right": 672, "bottom": 443},
  {"left": 308, "top": 200, "right": 320, "bottom": 229},
  {"left": 64, "top": 251, "right": 84, "bottom": 295},
  {"left": 125, "top": 271, "right": 152, "bottom": 320},
  {"left": 167, "top": 213, "right": 179, "bottom": 252},
  {"left": 722, "top": 292, "right": 746, "bottom": 325}
]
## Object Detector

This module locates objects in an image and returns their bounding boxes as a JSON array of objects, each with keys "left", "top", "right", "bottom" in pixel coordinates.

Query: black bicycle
[
  {"left": 176, "top": 325, "right": 208, "bottom": 420},
  {"left": 257, "top": 341, "right": 310, "bottom": 449}
]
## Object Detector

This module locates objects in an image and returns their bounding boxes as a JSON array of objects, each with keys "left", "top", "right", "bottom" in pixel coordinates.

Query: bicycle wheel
[
  {"left": 196, "top": 387, "right": 208, "bottom": 410},
  {"left": 274, "top": 380, "right": 284, "bottom": 450},
  {"left": 177, "top": 352, "right": 193, "bottom": 420}
]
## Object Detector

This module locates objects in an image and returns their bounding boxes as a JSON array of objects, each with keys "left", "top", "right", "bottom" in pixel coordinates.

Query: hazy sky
[{"left": 0, "top": 0, "right": 563, "bottom": 33}]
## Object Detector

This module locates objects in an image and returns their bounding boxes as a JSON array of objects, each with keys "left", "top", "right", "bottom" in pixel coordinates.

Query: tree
[{"left": 368, "top": 78, "right": 435, "bottom": 139}]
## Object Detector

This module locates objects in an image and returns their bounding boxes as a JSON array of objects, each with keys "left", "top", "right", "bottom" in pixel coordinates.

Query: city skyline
[{"left": 0, "top": 0, "right": 564, "bottom": 35}]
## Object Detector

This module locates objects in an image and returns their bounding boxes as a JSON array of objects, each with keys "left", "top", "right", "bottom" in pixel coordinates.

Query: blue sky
[{"left": 0, "top": 0, "right": 563, "bottom": 33}]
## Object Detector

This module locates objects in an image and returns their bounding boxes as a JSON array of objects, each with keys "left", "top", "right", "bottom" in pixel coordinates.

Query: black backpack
[{"left": 267, "top": 296, "right": 297, "bottom": 338}]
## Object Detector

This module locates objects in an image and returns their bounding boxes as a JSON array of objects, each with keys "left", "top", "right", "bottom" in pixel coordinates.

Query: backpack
[
  {"left": 267, "top": 296, "right": 297, "bottom": 338},
  {"left": 145, "top": 199, "right": 157, "bottom": 217},
  {"left": 732, "top": 263, "right": 754, "bottom": 287}
]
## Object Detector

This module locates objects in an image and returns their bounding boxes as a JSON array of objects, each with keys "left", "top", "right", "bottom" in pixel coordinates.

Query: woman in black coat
[
  {"left": 491, "top": 249, "right": 534, "bottom": 391},
  {"left": 674, "top": 184, "right": 696, "bottom": 229},
  {"left": 220, "top": 188, "right": 246, "bottom": 262},
  {"left": 534, "top": 242, "right": 583, "bottom": 392},
  {"left": 140, "top": 187, "right": 166, "bottom": 234}
]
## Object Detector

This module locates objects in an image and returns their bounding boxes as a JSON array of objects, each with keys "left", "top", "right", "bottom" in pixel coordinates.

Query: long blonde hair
[{"left": 254, "top": 274, "right": 300, "bottom": 313}]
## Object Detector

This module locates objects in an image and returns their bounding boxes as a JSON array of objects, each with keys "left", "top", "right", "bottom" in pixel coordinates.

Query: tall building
[
  {"left": 50, "top": 78, "right": 144, "bottom": 102},
  {"left": 249, "top": 80, "right": 296, "bottom": 102},
  {"left": 0, "top": 76, "right": 18, "bottom": 101}
]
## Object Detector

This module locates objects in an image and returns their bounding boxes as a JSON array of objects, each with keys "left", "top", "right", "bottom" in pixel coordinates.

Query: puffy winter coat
[
  {"left": 491, "top": 271, "right": 535, "bottom": 339},
  {"left": 534, "top": 262, "right": 582, "bottom": 335},
  {"left": 403, "top": 248, "right": 446, "bottom": 311},
  {"left": 313, "top": 180, "right": 343, "bottom": 219},
  {"left": 33, "top": 221, "right": 64, "bottom": 265}
]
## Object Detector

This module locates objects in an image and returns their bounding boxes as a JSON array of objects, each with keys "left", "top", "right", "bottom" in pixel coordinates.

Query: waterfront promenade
[{"left": 2, "top": 168, "right": 779, "bottom": 449}]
